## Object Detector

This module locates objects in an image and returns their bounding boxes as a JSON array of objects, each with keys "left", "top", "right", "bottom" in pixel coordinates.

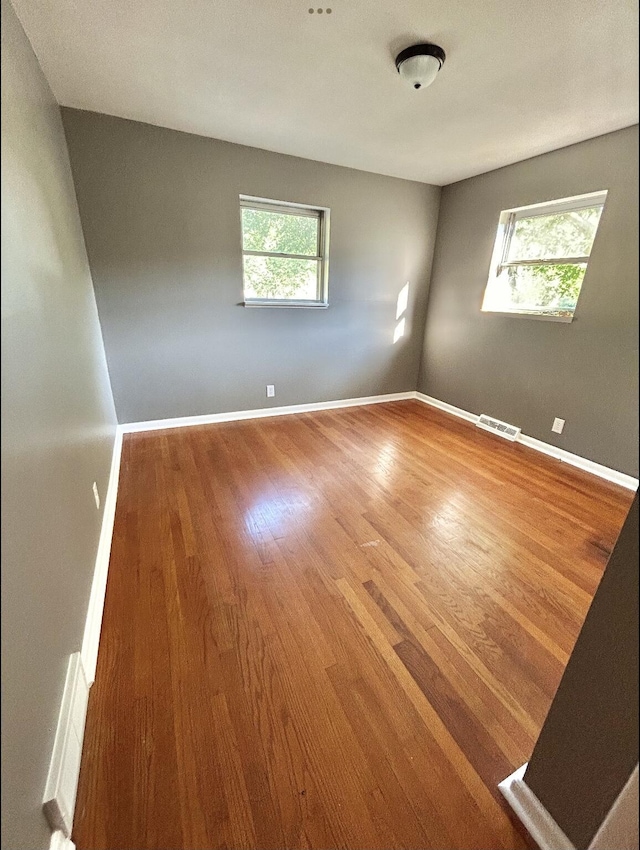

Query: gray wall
[
  {"left": 525, "top": 493, "right": 639, "bottom": 849},
  {"left": 0, "top": 3, "right": 117, "bottom": 848},
  {"left": 418, "top": 126, "right": 639, "bottom": 477},
  {"left": 61, "top": 109, "right": 441, "bottom": 424}
]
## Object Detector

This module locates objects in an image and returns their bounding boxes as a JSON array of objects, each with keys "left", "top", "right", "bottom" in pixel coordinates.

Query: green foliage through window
[
  {"left": 241, "top": 203, "right": 326, "bottom": 303},
  {"left": 242, "top": 209, "right": 318, "bottom": 256},
  {"left": 243, "top": 255, "right": 318, "bottom": 300},
  {"left": 504, "top": 263, "right": 587, "bottom": 315},
  {"left": 510, "top": 207, "right": 602, "bottom": 261},
  {"left": 483, "top": 195, "right": 605, "bottom": 319}
]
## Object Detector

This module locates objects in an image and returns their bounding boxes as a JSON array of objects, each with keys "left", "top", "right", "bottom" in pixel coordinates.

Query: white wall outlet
[
  {"left": 552, "top": 417, "right": 565, "bottom": 434},
  {"left": 92, "top": 481, "right": 100, "bottom": 510},
  {"left": 266, "top": 385, "right": 275, "bottom": 398}
]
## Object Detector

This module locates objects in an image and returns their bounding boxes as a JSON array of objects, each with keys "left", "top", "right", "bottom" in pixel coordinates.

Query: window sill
[
  {"left": 482, "top": 310, "right": 573, "bottom": 323},
  {"left": 242, "top": 301, "right": 329, "bottom": 309}
]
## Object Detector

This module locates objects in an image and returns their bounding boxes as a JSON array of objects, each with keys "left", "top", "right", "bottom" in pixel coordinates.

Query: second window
[{"left": 482, "top": 191, "right": 607, "bottom": 320}]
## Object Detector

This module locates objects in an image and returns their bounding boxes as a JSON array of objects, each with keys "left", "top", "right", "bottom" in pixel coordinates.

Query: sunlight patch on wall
[
  {"left": 396, "top": 282, "right": 409, "bottom": 320},
  {"left": 393, "top": 282, "right": 409, "bottom": 343}
]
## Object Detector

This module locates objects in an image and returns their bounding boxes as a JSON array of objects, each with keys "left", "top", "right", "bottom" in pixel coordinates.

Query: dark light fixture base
[{"left": 395, "top": 43, "right": 446, "bottom": 72}]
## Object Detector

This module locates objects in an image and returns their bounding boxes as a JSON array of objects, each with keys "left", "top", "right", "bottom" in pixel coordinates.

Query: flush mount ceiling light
[{"left": 395, "top": 43, "right": 446, "bottom": 90}]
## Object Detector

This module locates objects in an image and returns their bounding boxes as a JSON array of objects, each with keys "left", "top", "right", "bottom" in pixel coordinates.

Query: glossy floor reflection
[{"left": 73, "top": 400, "right": 633, "bottom": 850}]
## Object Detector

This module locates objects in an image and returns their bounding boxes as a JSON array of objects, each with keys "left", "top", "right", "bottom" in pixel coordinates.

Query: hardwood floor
[{"left": 73, "top": 400, "right": 633, "bottom": 850}]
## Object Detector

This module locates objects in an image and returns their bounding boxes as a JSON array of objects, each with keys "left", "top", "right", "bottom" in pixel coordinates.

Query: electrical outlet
[
  {"left": 92, "top": 481, "right": 100, "bottom": 510},
  {"left": 552, "top": 417, "right": 565, "bottom": 434},
  {"left": 266, "top": 385, "right": 275, "bottom": 398}
]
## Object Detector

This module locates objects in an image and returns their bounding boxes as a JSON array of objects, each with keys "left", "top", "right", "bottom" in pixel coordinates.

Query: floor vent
[{"left": 476, "top": 414, "right": 521, "bottom": 442}]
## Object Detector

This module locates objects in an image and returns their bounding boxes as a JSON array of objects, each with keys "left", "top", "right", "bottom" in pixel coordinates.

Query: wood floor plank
[
  {"left": 73, "top": 400, "right": 633, "bottom": 850},
  {"left": 332, "top": 575, "right": 522, "bottom": 850},
  {"left": 363, "top": 578, "right": 533, "bottom": 764}
]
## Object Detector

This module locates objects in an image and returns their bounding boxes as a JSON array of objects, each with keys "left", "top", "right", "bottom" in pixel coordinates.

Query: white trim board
[
  {"left": 81, "top": 427, "right": 123, "bottom": 686},
  {"left": 413, "top": 392, "right": 479, "bottom": 424},
  {"left": 120, "top": 391, "right": 638, "bottom": 490},
  {"left": 499, "top": 763, "right": 576, "bottom": 850},
  {"left": 517, "top": 433, "right": 638, "bottom": 491},
  {"left": 43, "top": 653, "right": 89, "bottom": 838},
  {"left": 50, "top": 831, "right": 76, "bottom": 850},
  {"left": 42, "top": 429, "right": 123, "bottom": 848},
  {"left": 415, "top": 393, "right": 639, "bottom": 492},
  {"left": 120, "top": 391, "right": 416, "bottom": 433}
]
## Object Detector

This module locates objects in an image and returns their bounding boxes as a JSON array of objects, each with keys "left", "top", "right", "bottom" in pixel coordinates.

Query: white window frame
[
  {"left": 482, "top": 190, "right": 607, "bottom": 322},
  {"left": 240, "top": 195, "right": 330, "bottom": 308}
]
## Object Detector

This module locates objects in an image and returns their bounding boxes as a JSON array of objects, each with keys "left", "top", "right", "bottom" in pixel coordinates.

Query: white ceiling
[{"left": 11, "top": 0, "right": 639, "bottom": 185}]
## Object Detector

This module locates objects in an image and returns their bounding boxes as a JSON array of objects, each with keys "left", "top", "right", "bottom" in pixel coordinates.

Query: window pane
[
  {"left": 483, "top": 263, "right": 587, "bottom": 317},
  {"left": 508, "top": 206, "right": 603, "bottom": 262},
  {"left": 241, "top": 208, "right": 318, "bottom": 256},
  {"left": 243, "top": 255, "right": 320, "bottom": 301}
]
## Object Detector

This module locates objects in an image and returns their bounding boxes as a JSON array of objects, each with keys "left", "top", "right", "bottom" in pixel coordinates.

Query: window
[
  {"left": 482, "top": 191, "right": 607, "bottom": 321},
  {"left": 240, "top": 196, "right": 329, "bottom": 307}
]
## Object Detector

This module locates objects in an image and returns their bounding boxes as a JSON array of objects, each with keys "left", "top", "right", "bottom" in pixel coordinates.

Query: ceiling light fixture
[{"left": 395, "top": 43, "right": 446, "bottom": 90}]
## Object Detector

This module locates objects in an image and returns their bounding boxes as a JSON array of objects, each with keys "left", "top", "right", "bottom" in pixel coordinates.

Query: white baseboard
[
  {"left": 50, "top": 830, "right": 76, "bottom": 850},
  {"left": 517, "top": 433, "right": 639, "bottom": 491},
  {"left": 43, "top": 653, "right": 89, "bottom": 838},
  {"left": 120, "top": 391, "right": 416, "bottom": 433},
  {"left": 42, "top": 430, "right": 123, "bottom": 846},
  {"left": 414, "top": 391, "right": 479, "bottom": 424},
  {"left": 81, "top": 428, "right": 123, "bottom": 686},
  {"left": 499, "top": 763, "right": 576, "bottom": 850},
  {"left": 415, "top": 393, "right": 639, "bottom": 492},
  {"left": 120, "top": 391, "right": 637, "bottom": 490}
]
